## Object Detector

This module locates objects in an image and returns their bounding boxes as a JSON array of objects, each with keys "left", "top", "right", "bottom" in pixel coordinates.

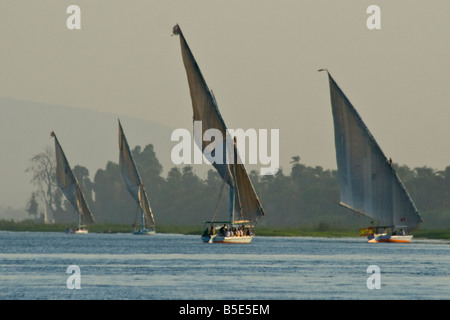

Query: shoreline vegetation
[{"left": 0, "top": 220, "right": 449, "bottom": 240}]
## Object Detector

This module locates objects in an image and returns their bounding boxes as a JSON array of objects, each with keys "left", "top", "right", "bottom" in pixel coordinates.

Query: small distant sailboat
[
  {"left": 51, "top": 131, "right": 95, "bottom": 234},
  {"left": 173, "top": 24, "right": 265, "bottom": 243},
  {"left": 118, "top": 120, "right": 156, "bottom": 235},
  {"left": 320, "top": 70, "right": 422, "bottom": 243}
]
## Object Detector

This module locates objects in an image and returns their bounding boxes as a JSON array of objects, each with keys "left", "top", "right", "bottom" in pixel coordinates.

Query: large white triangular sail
[
  {"left": 118, "top": 120, "right": 155, "bottom": 229},
  {"left": 51, "top": 131, "right": 95, "bottom": 226},
  {"left": 323, "top": 71, "right": 422, "bottom": 231},
  {"left": 173, "top": 24, "right": 264, "bottom": 224}
]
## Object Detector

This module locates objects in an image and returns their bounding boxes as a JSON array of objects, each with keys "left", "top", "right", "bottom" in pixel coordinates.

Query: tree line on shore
[{"left": 26, "top": 144, "right": 450, "bottom": 230}]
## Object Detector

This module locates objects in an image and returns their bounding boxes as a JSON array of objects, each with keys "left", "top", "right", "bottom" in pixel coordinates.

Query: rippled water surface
[{"left": 0, "top": 231, "right": 449, "bottom": 300}]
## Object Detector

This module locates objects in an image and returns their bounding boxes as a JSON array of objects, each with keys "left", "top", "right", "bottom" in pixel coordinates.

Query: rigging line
[
  {"left": 210, "top": 176, "right": 227, "bottom": 225},
  {"left": 210, "top": 136, "right": 234, "bottom": 225},
  {"left": 134, "top": 204, "right": 140, "bottom": 226},
  {"left": 232, "top": 139, "right": 244, "bottom": 220},
  {"left": 71, "top": 207, "right": 77, "bottom": 224}
]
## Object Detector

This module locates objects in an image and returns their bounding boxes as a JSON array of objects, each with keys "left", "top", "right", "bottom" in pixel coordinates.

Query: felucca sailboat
[
  {"left": 118, "top": 120, "right": 156, "bottom": 235},
  {"left": 173, "top": 24, "right": 265, "bottom": 243},
  {"left": 51, "top": 131, "right": 95, "bottom": 233},
  {"left": 320, "top": 70, "right": 422, "bottom": 243}
]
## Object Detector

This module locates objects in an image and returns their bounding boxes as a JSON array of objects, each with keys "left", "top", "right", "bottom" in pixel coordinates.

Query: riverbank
[{"left": 1, "top": 219, "right": 449, "bottom": 240}]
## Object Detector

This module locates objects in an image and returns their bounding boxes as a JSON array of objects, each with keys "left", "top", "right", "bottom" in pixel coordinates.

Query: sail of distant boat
[
  {"left": 118, "top": 120, "right": 155, "bottom": 235},
  {"left": 173, "top": 24, "right": 265, "bottom": 243},
  {"left": 321, "top": 70, "right": 422, "bottom": 242},
  {"left": 51, "top": 131, "right": 95, "bottom": 233}
]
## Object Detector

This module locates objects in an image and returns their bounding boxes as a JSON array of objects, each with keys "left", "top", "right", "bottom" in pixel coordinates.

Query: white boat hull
[
  {"left": 368, "top": 234, "right": 413, "bottom": 243},
  {"left": 133, "top": 228, "right": 155, "bottom": 235},
  {"left": 66, "top": 227, "right": 88, "bottom": 234},
  {"left": 202, "top": 235, "right": 253, "bottom": 244}
]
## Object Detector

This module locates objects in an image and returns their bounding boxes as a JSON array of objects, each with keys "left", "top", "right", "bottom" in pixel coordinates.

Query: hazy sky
[{"left": 1, "top": 1, "right": 450, "bottom": 210}]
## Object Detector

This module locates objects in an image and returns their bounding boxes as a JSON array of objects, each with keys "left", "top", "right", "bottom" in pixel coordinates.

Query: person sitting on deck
[{"left": 219, "top": 225, "right": 226, "bottom": 236}]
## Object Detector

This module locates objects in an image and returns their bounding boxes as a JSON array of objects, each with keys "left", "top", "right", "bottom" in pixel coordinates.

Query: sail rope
[
  {"left": 134, "top": 204, "right": 140, "bottom": 227},
  {"left": 210, "top": 177, "right": 227, "bottom": 226}
]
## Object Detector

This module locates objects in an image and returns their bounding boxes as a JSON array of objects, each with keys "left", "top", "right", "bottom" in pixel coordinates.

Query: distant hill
[{"left": 0, "top": 96, "right": 179, "bottom": 213}]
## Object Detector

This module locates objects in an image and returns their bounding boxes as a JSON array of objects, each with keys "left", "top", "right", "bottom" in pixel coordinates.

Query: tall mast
[{"left": 229, "top": 187, "right": 235, "bottom": 223}]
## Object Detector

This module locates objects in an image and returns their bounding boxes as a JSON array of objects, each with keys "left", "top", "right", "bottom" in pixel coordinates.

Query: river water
[{"left": 0, "top": 231, "right": 449, "bottom": 301}]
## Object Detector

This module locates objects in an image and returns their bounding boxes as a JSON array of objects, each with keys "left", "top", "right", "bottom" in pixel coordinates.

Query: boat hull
[
  {"left": 368, "top": 234, "right": 413, "bottom": 243},
  {"left": 74, "top": 229, "right": 88, "bottom": 234},
  {"left": 66, "top": 227, "right": 88, "bottom": 234},
  {"left": 201, "top": 220, "right": 255, "bottom": 243},
  {"left": 133, "top": 228, "right": 155, "bottom": 235},
  {"left": 202, "top": 235, "right": 253, "bottom": 244}
]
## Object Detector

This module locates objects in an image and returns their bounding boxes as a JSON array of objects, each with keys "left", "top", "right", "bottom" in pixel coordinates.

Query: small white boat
[
  {"left": 364, "top": 227, "right": 413, "bottom": 243},
  {"left": 65, "top": 226, "right": 89, "bottom": 234},
  {"left": 173, "top": 24, "right": 265, "bottom": 243},
  {"left": 368, "top": 234, "right": 413, "bottom": 243},
  {"left": 119, "top": 120, "right": 156, "bottom": 235},
  {"left": 321, "top": 70, "right": 423, "bottom": 243},
  {"left": 132, "top": 227, "right": 156, "bottom": 236},
  {"left": 73, "top": 226, "right": 89, "bottom": 234},
  {"left": 52, "top": 132, "right": 95, "bottom": 234},
  {"left": 201, "top": 220, "right": 254, "bottom": 244}
]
